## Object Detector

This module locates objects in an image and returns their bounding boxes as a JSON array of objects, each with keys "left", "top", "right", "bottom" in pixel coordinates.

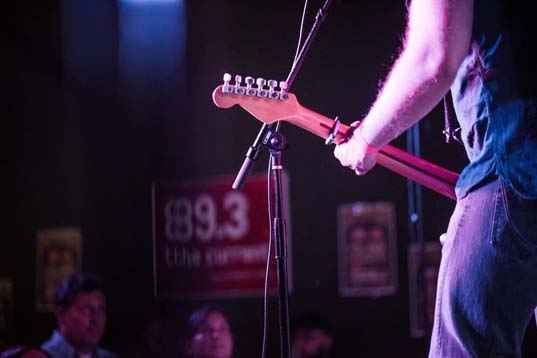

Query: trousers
[{"left": 429, "top": 178, "right": 537, "bottom": 357}]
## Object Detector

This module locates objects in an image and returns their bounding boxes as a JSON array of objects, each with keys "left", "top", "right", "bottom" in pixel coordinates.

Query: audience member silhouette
[
  {"left": 291, "top": 312, "right": 334, "bottom": 358},
  {"left": 183, "top": 306, "right": 234, "bottom": 358},
  {"left": 41, "top": 273, "right": 116, "bottom": 358}
]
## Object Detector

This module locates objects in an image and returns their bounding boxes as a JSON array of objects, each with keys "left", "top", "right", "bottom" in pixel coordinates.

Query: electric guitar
[{"left": 212, "top": 77, "right": 459, "bottom": 201}]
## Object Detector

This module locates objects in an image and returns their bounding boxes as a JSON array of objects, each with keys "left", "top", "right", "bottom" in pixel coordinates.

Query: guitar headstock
[{"left": 212, "top": 73, "right": 300, "bottom": 125}]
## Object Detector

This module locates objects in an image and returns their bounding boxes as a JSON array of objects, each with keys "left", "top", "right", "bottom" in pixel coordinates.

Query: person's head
[
  {"left": 54, "top": 273, "right": 107, "bottom": 354},
  {"left": 184, "top": 306, "right": 233, "bottom": 358},
  {"left": 291, "top": 312, "right": 334, "bottom": 358}
]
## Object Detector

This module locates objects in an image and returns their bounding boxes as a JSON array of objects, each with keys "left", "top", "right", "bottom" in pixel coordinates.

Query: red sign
[{"left": 152, "top": 173, "right": 291, "bottom": 299}]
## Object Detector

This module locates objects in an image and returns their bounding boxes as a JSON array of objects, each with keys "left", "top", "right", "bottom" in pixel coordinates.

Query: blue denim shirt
[
  {"left": 41, "top": 330, "right": 117, "bottom": 358},
  {"left": 451, "top": 0, "right": 537, "bottom": 199}
]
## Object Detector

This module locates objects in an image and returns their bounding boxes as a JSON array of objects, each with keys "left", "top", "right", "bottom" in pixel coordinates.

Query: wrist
[{"left": 354, "top": 127, "right": 380, "bottom": 154}]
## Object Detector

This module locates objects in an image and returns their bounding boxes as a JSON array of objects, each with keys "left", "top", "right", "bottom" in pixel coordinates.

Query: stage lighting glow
[{"left": 119, "top": 0, "right": 180, "bottom": 4}]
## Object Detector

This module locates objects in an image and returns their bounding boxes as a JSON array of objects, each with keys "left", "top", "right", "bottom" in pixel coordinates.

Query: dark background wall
[{"left": 6, "top": 0, "right": 536, "bottom": 357}]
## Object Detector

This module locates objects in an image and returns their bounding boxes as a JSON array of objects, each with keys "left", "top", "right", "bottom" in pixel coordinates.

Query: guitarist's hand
[{"left": 334, "top": 122, "right": 379, "bottom": 176}]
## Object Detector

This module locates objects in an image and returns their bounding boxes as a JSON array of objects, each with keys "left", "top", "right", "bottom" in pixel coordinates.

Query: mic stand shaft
[
  {"left": 285, "top": 0, "right": 332, "bottom": 89},
  {"left": 266, "top": 132, "right": 291, "bottom": 358}
]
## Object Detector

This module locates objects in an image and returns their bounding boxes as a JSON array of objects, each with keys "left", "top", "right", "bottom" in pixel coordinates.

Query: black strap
[{"left": 443, "top": 91, "right": 463, "bottom": 144}]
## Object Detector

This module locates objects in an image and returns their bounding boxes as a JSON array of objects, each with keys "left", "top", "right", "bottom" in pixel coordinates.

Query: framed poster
[
  {"left": 408, "top": 241, "right": 442, "bottom": 337},
  {"left": 337, "top": 201, "right": 397, "bottom": 297},
  {"left": 152, "top": 173, "right": 292, "bottom": 299},
  {"left": 36, "top": 227, "right": 82, "bottom": 312}
]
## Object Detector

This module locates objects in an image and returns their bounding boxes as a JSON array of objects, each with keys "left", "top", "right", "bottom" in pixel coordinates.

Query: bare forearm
[
  {"left": 359, "top": 51, "right": 456, "bottom": 147},
  {"left": 333, "top": 0, "right": 473, "bottom": 176},
  {"left": 359, "top": 0, "right": 473, "bottom": 148}
]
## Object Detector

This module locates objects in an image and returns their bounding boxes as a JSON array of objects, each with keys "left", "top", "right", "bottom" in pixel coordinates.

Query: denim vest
[{"left": 451, "top": 0, "right": 537, "bottom": 199}]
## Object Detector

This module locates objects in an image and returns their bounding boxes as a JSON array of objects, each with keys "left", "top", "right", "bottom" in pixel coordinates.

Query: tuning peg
[
  {"left": 234, "top": 75, "right": 244, "bottom": 94},
  {"left": 279, "top": 81, "right": 289, "bottom": 100},
  {"left": 245, "top": 76, "right": 256, "bottom": 96},
  {"left": 268, "top": 79, "right": 278, "bottom": 99},
  {"left": 256, "top": 78, "right": 267, "bottom": 98},
  {"left": 222, "top": 73, "right": 232, "bottom": 93}
]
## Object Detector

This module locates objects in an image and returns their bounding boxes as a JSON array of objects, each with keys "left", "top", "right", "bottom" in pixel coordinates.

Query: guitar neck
[{"left": 291, "top": 104, "right": 459, "bottom": 201}]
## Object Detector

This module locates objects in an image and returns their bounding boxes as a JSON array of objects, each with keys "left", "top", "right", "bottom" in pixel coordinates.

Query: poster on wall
[
  {"left": 36, "top": 227, "right": 82, "bottom": 312},
  {"left": 408, "top": 241, "right": 442, "bottom": 337},
  {"left": 0, "top": 278, "right": 13, "bottom": 350},
  {"left": 337, "top": 201, "right": 397, "bottom": 297},
  {"left": 152, "top": 173, "right": 292, "bottom": 299}
]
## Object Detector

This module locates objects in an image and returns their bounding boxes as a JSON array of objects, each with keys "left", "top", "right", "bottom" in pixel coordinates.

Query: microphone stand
[{"left": 231, "top": 1, "right": 334, "bottom": 358}]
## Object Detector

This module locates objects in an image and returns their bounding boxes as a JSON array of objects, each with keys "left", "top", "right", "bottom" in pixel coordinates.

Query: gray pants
[{"left": 429, "top": 179, "right": 537, "bottom": 357}]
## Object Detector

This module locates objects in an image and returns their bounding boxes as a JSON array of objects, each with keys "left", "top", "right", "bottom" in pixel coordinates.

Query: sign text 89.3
[{"left": 164, "top": 191, "right": 249, "bottom": 242}]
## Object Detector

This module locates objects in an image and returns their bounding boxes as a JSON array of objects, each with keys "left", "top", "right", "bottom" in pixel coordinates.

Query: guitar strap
[{"left": 442, "top": 91, "right": 463, "bottom": 145}]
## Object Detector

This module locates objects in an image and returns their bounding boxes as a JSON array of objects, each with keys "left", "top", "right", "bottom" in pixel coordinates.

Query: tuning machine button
[
  {"left": 245, "top": 76, "right": 256, "bottom": 96},
  {"left": 279, "top": 81, "right": 289, "bottom": 100},
  {"left": 234, "top": 75, "right": 245, "bottom": 95},
  {"left": 222, "top": 73, "right": 232, "bottom": 93},
  {"left": 268, "top": 80, "right": 279, "bottom": 99},
  {"left": 256, "top": 78, "right": 268, "bottom": 98}
]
